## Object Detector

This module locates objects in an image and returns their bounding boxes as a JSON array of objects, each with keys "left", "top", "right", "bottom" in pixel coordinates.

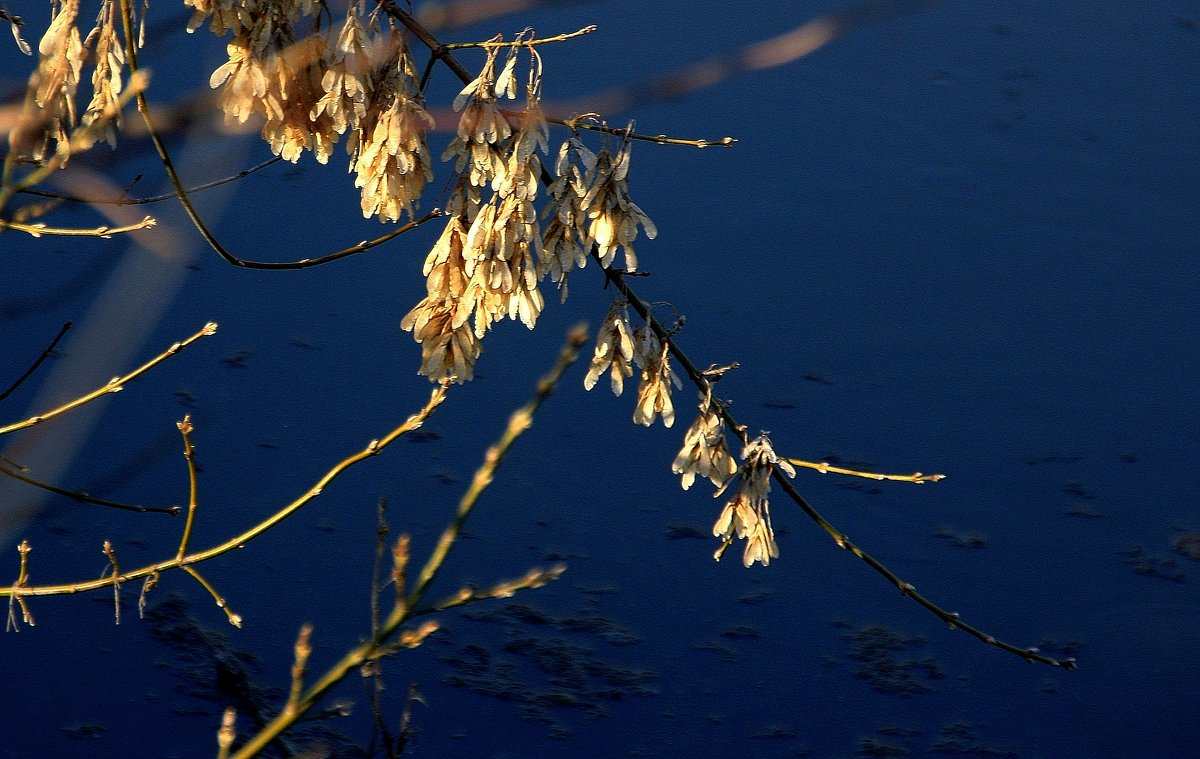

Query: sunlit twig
[
  {"left": 387, "top": 2, "right": 734, "bottom": 148},
  {"left": 175, "top": 416, "right": 199, "bottom": 559},
  {"left": 180, "top": 565, "right": 241, "bottom": 627},
  {"left": 216, "top": 707, "right": 236, "bottom": 759},
  {"left": 600, "top": 268, "right": 1075, "bottom": 670},
  {"left": 442, "top": 24, "right": 596, "bottom": 50},
  {"left": 373, "top": 2, "right": 1066, "bottom": 669},
  {"left": 0, "top": 214, "right": 156, "bottom": 238},
  {"left": 420, "top": 564, "right": 567, "bottom": 615},
  {"left": 101, "top": 541, "right": 121, "bottom": 624},
  {"left": 6, "top": 541, "right": 34, "bottom": 631},
  {"left": 784, "top": 457, "right": 945, "bottom": 483},
  {"left": 0, "top": 385, "right": 449, "bottom": 599},
  {"left": 16, "top": 157, "right": 283, "bottom": 206},
  {"left": 285, "top": 623, "right": 314, "bottom": 716},
  {"left": 0, "top": 323, "right": 218, "bottom": 437},
  {"left": 223, "top": 327, "right": 583, "bottom": 759}
]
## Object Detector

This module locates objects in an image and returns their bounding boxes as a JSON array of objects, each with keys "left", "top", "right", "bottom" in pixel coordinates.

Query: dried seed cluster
[{"left": 11, "top": 0, "right": 783, "bottom": 567}]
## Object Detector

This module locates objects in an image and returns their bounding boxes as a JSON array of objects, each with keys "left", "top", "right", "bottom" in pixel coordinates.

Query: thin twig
[
  {"left": 773, "top": 468, "right": 1071, "bottom": 667},
  {"left": 405, "top": 323, "right": 588, "bottom": 611},
  {"left": 6, "top": 540, "right": 34, "bottom": 631},
  {"left": 1, "top": 385, "right": 449, "bottom": 599},
  {"left": 418, "top": 564, "right": 567, "bottom": 615},
  {"left": 225, "top": 327, "right": 583, "bottom": 759},
  {"left": 0, "top": 321, "right": 71, "bottom": 402},
  {"left": 138, "top": 571, "right": 159, "bottom": 619},
  {"left": 367, "top": 503, "right": 394, "bottom": 755},
  {"left": 393, "top": 682, "right": 423, "bottom": 757},
  {"left": 371, "top": 499, "right": 390, "bottom": 636},
  {"left": 180, "top": 565, "right": 241, "bottom": 627},
  {"left": 101, "top": 541, "right": 121, "bottom": 624},
  {"left": 0, "top": 215, "right": 156, "bottom": 238},
  {"left": 385, "top": 2, "right": 733, "bottom": 148},
  {"left": 784, "top": 458, "right": 946, "bottom": 483},
  {"left": 285, "top": 623, "right": 314, "bottom": 716},
  {"left": 601, "top": 266, "right": 1075, "bottom": 670},
  {"left": 175, "top": 416, "right": 199, "bottom": 559},
  {"left": 227, "top": 209, "right": 443, "bottom": 271},
  {"left": 216, "top": 707, "right": 236, "bottom": 759},
  {"left": 442, "top": 25, "right": 596, "bottom": 50},
  {"left": 554, "top": 116, "right": 736, "bottom": 148},
  {"left": 391, "top": 534, "right": 409, "bottom": 617},
  {"left": 365, "top": 655, "right": 393, "bottom": 757},
  {"left": 0, "top": 458, "right": 181, "bottom": 514},
  {"left": 0, "top": 322, "right": 218, "bottom": 437},
  {"left": 16, "top": 157, "right": 284, "bottom": 206}
]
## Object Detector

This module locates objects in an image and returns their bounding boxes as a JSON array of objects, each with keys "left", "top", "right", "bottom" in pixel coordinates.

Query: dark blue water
[{"left": 2, "top": 1, "right": 1198, "bottom": 757}]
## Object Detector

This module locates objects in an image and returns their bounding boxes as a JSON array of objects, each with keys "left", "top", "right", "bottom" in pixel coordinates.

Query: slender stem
[
  {"left": 216, "top": 707, "right": 236, "bottom": 759},
  {"left": 0, "top": 460, "right": 181, "bottom": 513},
  {"left": 227, "top": 328, "right": 583, "bottom": 759},
  {"left": 0, "top": 215, "right": 156, "bottom": 238},
  {"left": 784, "top": 457, "right": 945, "bottom": 484},
  {"left": 0, "top": 321, "right": 71, "bottom": 402},
  {"left": 371, "top": 499, "right": 389, "bottom": 635},
  {"left": 415, "top": 564, "right": 566, "bottom": 616},
  {"left": 0, "top": 323, "right": 218, "bottom": 437},
  {"left": 442, "top": 25, "right": 597, "bottom": 50},
  {"left": 102, "top": 541, "right": 121, "bottom": 624},
  {"left": 391, "top": 533, "right": 409, "bottom": 617},
  {"left": 405, "top": 323, "right": 587, "bottom": 611},
  {"left": 393, "top": 682, "right": 421, "bottom": 756},
  {"left": 7, "top": 541, "right": 35, "bottom": 629},
  {"left": 554, "top": 117, "right": 736, "bottom": 148},
  {"left": 1, "top": 386, "right": 449, "bottom": 598},
  {"left": 180, "top": 565, "right": 241, "bottom": 627},
  {"left": 15, "top": 540, "right": 30, "bottom": 587},
  {"left": 602, "top": 266, "right": 1075, "bottom": 669},
  {"left": 15, "top": 157, "right": 284, "bottom": 206},
  {"left": 286, "top": 624, "right": 314, "bottom": 715},
  {"left": 175, "top": 416, "right": 199, "bottom": 560},
  {"left": 138, "top": 572, "right": 159, "bottom": 619},
  {"left": 215, "top": 209, "right": 442, "bottom": 271}
]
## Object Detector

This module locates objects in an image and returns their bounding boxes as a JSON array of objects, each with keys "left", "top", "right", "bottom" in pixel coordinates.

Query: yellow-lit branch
[
  {"left": 0, "top": 323, "right": 218, "bottom": 437},
  {"left": 1, "top": 385, "right": 449, "bottom": 602},
  {"left": 784, "top": 458, "right": 946, "bottom": 484}
]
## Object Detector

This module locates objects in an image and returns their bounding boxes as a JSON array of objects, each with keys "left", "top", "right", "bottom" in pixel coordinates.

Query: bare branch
[
  {"left": 16, "top": 157, "right": 283, "bottom": 206},
  {"left": 0, "top": 323, "right": 218, "bottom": 437},
  {"left": 0, "top": 215, "right": 156, "bottom": 238},
  {"left": 442, "top": 25, "right": 597, "bottom": 50},
  {"left": 0, "top": 321, "right": 71, "bottom": 402},
  {"left": 1, "top": 385, "right": 450, "bottom": 599},
  {"left": 784, "top": 457, "right": 946, "bottom": 484},
  {"left": 226, "top": 327, "right": 586, "bottom": 759},
  {"left": 600, "top": 266, "right": 1074, "bottom": 669}
]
